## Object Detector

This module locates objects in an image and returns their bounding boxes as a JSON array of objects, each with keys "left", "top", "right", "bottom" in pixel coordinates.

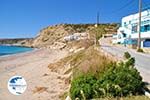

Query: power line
[
  {"left": 142, "top": 0, "right": 150, "bottom": 10},
  {"left": 111, "top": 0, "right": 136, "bottom": 14},
  {"left": 103, "top": 0, "right": 136, "bottom": 22}
]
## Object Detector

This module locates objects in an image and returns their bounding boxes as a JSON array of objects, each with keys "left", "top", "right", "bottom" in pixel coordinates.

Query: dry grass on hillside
[
  {"left": 66, "top": 39, "right": 94, "bottom": 49},
  {"left": 70, "top": 47, "right": 115, "bottom": 78},
  {"left": 48, "top": 46, "right": 114, "bottom": 79}
]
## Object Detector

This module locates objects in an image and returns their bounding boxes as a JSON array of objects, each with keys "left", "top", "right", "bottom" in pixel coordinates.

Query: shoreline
[
  {"left": 0, "top": 49, "right": 37, "bottom": 58},
  {"left": 0, "top": 48, "right": 69, "bottom": 100},
  {"left": 0, "top": 45, "right": 36, "bottom": 58},
  {"left": 0, "top": 43, "right": 33, "bottom": 48}
]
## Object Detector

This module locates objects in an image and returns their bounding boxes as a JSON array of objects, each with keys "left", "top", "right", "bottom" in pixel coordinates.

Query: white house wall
[{"left": 113, "top": 9, "right": 150, "bottom": 47}]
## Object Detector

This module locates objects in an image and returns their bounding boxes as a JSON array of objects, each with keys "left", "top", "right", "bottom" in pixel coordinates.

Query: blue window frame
[
  {"left": 141, "top": 26, "right": 145, "bottom": 32},
  {"left": 145, "top": 25, "right": 150, "bottom": 31},
  {"left": 141, "top": 24, "right": 150, "bottom": 32}
]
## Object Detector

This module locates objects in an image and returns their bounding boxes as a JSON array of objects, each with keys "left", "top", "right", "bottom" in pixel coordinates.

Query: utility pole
[
  {"left": 95, "top": 12, "right": 100, "bottom": 46},
  {"left": 97, "top": 12, "right": 99, "bottom": 26},
  {"left": 138, "top": 0, "right": 142, "bottom": 49},
  {"left": 95, "top": 12, "right": 99, "bottom": 27}
]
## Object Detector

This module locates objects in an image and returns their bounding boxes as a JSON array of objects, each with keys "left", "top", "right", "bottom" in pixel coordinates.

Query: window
[
  {"left": 145, "top": 39, "right": 150, "bottom": 41},
  {"left": 124, "top": 22, "right": 127, "bottom": 27},
  {"left": 144, "top": 25, "right": 150, "bottom": 32},
  {"left": 122, "top": 33, "right": 127, "bottom": 37},
  {"left": 132, "top": 25, "right": 138, "bottom": 33},
  {"left": 141, "top": 26, "right": 145, "bottom": 32},
  {"left": 129, "top": 21, "right": 131, "bottom": 24},
  {"left": 141, "top": 25, "right": 150, "bottom": 32}
]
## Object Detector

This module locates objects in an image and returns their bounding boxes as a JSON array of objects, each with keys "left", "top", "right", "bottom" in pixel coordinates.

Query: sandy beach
[{"left": 0, "top": 49, "right": 69, "bottom": 100}]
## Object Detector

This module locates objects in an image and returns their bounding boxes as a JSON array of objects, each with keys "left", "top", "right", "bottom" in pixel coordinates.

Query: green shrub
[
  {"left": 70, "top": 74, "right": 97, "bottom": 100},
  {"left": 94, "top": 62, "right": 143, "bottom": 97},
  {"left": 124, "top": 52, "right": 131, "bottom": 59},
  {"left": 137, "top": 48, "right": 144, "bottom": 53},
  {"left": 70, "top": 61, "right": 144, "bottom": 99},
  {"left": 125, "top": 57, "right": 135, "bottom": 67}
]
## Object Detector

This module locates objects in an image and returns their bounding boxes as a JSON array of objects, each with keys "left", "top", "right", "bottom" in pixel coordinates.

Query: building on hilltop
[{"left": 113, "top": 9, "right": 150, "bottom": 48}]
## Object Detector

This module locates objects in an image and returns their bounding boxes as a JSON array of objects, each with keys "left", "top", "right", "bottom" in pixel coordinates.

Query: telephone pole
[
  {"left": 138, "top": 0, "right": 142, "bottom": 49},
  {"left": 94, "top": 12, "right": 100, "bottom": 46},
  {"left": 97, "top": 12, "right": 99, "bottom": 26},
  {"left": 95, "top": 12, "right": 99, "bottom": 27}
]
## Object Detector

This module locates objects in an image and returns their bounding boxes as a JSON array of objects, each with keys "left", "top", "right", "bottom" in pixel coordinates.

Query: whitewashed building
[
  {"left": 64, "top": 33, "right": 88, "bottom": 41},
  {"left": 113, "top": 9, "right": 150, "bottom": 48}
]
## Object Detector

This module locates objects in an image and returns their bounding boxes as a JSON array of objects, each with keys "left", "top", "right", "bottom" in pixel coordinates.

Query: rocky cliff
[{"left": 30, "top": 24, "right": 94, "bottom": 48}]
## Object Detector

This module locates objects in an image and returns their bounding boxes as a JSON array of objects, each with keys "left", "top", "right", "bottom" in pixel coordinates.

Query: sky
[{"left": 0, "top": 0, "right": 149, "bottom": 38}]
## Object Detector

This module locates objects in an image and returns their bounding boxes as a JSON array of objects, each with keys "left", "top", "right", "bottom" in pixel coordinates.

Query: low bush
[
  {"left": 93, "top": 62, "right": 143, "bottom": 97},
  {"left": 124, "top": 52, "right": 131, "bottom": 59},
  {"left": 125, "top": 57, "right": 135, "bottom": 67},
  {"left": 70, "top": 74, "right": 97, "bottom": 100},
  {"left": 70, "top": 59, "right": 144, "bottom": 99},
  {"left": 137, "top": 48, "right": 144, "bottom": 53}
]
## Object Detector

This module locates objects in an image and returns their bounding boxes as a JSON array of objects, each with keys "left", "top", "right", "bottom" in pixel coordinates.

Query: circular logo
[{"left": 7, "top": 75, "right": 27, "bottom": 95}]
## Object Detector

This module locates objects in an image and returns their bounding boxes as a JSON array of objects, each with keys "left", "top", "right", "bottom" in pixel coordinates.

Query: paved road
[{"left": 100, "top": 38, "right": 150, "bottom": 83}]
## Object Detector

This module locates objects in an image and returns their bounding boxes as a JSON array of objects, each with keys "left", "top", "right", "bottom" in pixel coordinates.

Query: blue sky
[{"left": 0, "top": 0, "right": 149, "bottom": 38}]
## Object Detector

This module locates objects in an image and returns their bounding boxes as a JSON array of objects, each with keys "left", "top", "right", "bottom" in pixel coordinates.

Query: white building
[
  {"left": 64, "top": 33, "right": 88, "bottom": 42},
  {"left": 113, "top": 9, "right": 150, "bottom": 48}
]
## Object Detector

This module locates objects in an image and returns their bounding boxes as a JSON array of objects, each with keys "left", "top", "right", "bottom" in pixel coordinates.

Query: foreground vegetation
[{"left": 69, "top": 48, "right": 145, "bottom": 100}]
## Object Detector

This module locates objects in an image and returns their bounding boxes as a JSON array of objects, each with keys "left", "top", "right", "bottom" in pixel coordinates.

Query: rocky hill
[
  {"left": 28, "top": 24, "right": 93, "bottom": 48},
  {"left": 24, "top": 23, "right": 118, "bottom": 48}
]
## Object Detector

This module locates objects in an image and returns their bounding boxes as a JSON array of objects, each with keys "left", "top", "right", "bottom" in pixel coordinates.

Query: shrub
[
  {"left": 137, "top": 48, "right": 144, "bottom": 53},
  {"left": 94, "top": 62, "right": 143, "bottom": 97},
  {"left": 125, "top": 57, "right": 135, "bottom": 67},
  {"left": 124, "top": 52, "right": 131, "bottom": 59},
  {"left": 70, "top": 74, "right": 97, "bottom": 100},
  {"left": 70, "top": 60, "right": 144, "bottom": 99}
]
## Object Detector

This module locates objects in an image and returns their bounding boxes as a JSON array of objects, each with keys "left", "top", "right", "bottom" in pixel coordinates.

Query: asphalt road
[{"left": 100, "top": 38, "right": 150, "bottom": 83}]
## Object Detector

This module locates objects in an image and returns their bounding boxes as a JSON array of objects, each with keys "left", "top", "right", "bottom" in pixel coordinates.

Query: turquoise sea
[{"left": 0, "top": 45, "right": 33, "bottom": 56}]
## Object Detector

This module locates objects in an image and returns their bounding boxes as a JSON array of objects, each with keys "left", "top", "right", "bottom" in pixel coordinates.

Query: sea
[{"left": 0, "top": 45, "right": 33, "bottom": 56}]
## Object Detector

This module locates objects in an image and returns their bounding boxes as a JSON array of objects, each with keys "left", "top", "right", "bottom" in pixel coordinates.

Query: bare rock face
[{"left": 32, "top": 24, "right": 69, "bottom": 48}]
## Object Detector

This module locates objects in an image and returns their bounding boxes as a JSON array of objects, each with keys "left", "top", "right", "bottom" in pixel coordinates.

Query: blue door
[{"left": 143, "top": 40, "right": 150, "bottom": 47}]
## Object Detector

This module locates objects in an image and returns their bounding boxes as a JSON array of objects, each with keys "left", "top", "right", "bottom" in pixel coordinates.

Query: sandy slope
[{"left": 0, "top": 49, "right": 69, "bottom": 100}]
